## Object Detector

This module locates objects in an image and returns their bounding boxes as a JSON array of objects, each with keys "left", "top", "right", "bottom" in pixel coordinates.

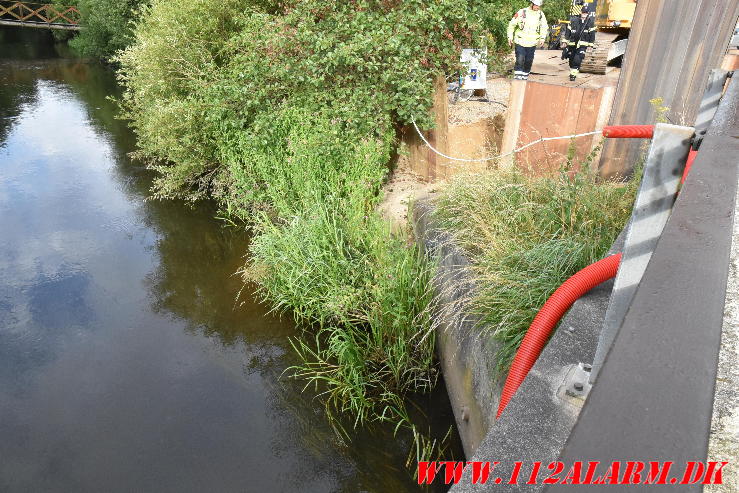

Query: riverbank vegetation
[
  {"left": 56, "top": 0, "right": 594, "bottom": 465},
  {"left": 432, "top": 159, "right": 638, "bottom": 372},
  {"left": 59, "top": 0, "right": 571, "bottom": 63},
  {"left": 114, "top": 0, "right": 487, "bottom": 460}
]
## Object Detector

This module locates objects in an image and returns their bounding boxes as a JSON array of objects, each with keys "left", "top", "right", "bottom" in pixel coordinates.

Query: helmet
[
  {"left": 581, "top": 4, "right": 590, "bottom": 13},
  {"left": 530, "top": 0, "right": 543, "bottom": 6}
]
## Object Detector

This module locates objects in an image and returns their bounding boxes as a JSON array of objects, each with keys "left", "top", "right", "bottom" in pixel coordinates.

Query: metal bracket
[{"left": 559, "top": 362, "right": 593, "bottom": 406}]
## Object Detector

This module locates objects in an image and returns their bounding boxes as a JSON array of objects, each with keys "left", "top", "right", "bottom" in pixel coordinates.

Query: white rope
[{"left": 411, "top": 117, "right": 602, "bottom": 163}]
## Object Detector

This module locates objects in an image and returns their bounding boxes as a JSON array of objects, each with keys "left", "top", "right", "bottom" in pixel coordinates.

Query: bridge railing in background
[{"left": 0, "top": 1, "right": 80, "bottom": 29}]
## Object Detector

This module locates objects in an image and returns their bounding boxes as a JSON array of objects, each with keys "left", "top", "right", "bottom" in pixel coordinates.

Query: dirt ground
[{"left": 378, "top": 153, "right": 440, "bottom": 230}]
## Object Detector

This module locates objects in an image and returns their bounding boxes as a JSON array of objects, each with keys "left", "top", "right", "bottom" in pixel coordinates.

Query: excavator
[{"left": 549, "top": 0, "right": 637, "bottom": 74}]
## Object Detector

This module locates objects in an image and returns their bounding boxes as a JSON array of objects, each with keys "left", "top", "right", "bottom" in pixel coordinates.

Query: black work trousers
[
  {"left": 514, "top": 44, "right": 536, "bottom": 79},
  {"left": 568, "top": 46, "right": 587, "bottom": 74}
]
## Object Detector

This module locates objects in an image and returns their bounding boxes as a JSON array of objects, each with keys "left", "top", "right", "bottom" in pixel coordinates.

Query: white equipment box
[{"left": 460, "top": 48, "right": 487, "bottom": 90}]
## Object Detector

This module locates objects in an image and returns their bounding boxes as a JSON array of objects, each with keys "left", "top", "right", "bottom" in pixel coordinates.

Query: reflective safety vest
[{"left": 507, "top": 7, "right": 548, "bottom": 48}]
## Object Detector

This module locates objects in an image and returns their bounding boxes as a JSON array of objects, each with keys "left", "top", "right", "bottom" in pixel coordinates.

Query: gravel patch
[
  {"left": 706, "top": 190, "right": 739, "bottom": 493},
  {"left": 448, "top": 76, "right": 510, "bottom": 126}
]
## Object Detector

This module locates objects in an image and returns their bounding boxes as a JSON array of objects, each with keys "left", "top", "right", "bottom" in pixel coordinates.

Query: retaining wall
[
  {"left": 404, "top": 78, "right": 615, "bottom": 181},
  {"left": 500, "top": 80, "right": 615, "bottom": 173},
  {"left": 413, "top": 200, "right": 503, "bottom": 456}
]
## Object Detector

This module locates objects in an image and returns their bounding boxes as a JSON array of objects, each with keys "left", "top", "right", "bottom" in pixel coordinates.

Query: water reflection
[{"left": 0, "top": 27, "right": 459, "bottom": 492}]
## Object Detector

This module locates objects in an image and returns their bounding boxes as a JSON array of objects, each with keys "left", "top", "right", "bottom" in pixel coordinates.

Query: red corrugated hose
[
  {"left": 496, "top": 253, "right": 622, "bottom": 419},
  {"left": 681, "top": 149, "right": 698, "bottom": 184},
  {"left": 601, "top": 125, "right": 654, "bottom": 139},
  {"left": 495, "top": 124, "right": 691, "bottom": 418}
]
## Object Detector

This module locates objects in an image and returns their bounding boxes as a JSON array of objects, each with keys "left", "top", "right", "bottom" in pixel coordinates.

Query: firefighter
[
  {"left": 562, "top": 3, "right": 596, "bottom": 81},
  {"left": 507, "top": 0, "right": 549, "bottom": 80}
]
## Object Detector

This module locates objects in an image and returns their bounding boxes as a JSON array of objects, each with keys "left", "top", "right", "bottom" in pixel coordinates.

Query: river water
[{"left": 0, "top": 28, "right": 459, "bottom": 492}]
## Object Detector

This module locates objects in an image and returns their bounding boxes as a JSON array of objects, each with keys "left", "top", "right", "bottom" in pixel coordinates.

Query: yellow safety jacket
[{"left": 507, "top": 7, "right": 548, "bottom": 48}]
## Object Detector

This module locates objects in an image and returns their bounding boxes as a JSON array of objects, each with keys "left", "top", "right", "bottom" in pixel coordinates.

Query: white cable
[{"left": 411, "top": 117, "right": 601, "bottom": 163}]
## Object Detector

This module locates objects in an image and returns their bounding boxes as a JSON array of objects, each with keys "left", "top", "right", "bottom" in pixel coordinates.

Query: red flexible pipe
[
  {"left": 681, "top": 149, "right": 698, "bottom": 184},
  {"left": 496, "top": 253, "right": 622, "bottom": 419},
  {"left": 602, "top": 125, "right": 654, "bottom": 139}
]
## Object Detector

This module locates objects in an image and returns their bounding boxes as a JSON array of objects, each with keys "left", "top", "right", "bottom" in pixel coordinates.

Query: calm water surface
[{"left": 0, "top": 28, "right": 460, "bottom": 492}]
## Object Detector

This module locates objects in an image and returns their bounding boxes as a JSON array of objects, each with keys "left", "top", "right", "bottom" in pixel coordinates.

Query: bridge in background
[{"left": 0, "top": 1, "right": 80, "bottom": 31}]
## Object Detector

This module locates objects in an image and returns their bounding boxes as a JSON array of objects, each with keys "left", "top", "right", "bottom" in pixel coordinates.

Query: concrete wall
[
  {"left": 414, "top": 195, "right": 628, "bottom": 482},
  {"left": 598, "top": 0, "right": 739, "bottom": 178},
  {"left": 450, "top": 233, "right": 625, "bottom": 492},
  {"left": 413, "top": 201, "right": 503, "bottom": 457}
]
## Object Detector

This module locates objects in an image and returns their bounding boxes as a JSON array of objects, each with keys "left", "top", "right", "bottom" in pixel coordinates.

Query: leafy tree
[{"left": 59, "top": 0, "right": 147, "bottom": 59}]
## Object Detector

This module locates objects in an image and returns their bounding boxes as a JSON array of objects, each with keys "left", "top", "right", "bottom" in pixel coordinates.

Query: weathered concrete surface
[
  {"left": 413, "top": 200, "right": 504, "bottom": 457},
  {"left": 706, "top": 189, "right": 739, "bottom": 493},
  {"left": 450, "top": 233, "right": 625, "bottom": 492}
]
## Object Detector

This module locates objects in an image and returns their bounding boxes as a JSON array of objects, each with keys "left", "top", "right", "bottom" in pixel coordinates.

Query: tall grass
[
  {"left": 232, "top": 105, "right": 443, "bottom": 461},
  {"left": 433, "top": 159, "right": 638, "bottom": 373}
]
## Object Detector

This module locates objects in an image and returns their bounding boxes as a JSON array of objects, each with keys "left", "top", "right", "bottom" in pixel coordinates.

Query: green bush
[{"left": 52, "top": 0, "right": 147, "bottom": 59}]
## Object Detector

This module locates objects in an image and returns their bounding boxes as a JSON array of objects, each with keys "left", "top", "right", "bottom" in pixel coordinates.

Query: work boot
[{"left": 569, "top": 74, "right": 576, "bottom": 81}]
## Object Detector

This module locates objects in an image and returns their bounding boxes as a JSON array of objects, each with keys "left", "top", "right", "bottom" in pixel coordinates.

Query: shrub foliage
[{"left": 51, "top": 0, "right": 148, "bottom": 59}]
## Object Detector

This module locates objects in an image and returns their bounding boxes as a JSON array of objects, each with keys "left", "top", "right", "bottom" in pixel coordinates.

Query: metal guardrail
[{"left": 548, "top": 74, "right": 738, "bottom": 491}]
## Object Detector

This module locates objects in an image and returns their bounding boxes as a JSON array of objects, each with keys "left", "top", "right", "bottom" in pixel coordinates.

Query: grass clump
[{"left": 433, "top": 162, "right": 638, "bottom": 372}]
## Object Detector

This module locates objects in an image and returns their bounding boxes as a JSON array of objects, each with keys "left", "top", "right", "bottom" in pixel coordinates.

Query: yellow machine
[
  {"left": 583, "top": 0, "right": 636, "bottom": 73},
  {"left": 550, "top": 0, "right": 637, "bottom": 74}
]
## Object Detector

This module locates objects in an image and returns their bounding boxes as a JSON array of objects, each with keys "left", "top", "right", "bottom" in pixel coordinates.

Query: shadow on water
[{"left": 0, "top": 26, "right": 463, "bottom": 492}]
